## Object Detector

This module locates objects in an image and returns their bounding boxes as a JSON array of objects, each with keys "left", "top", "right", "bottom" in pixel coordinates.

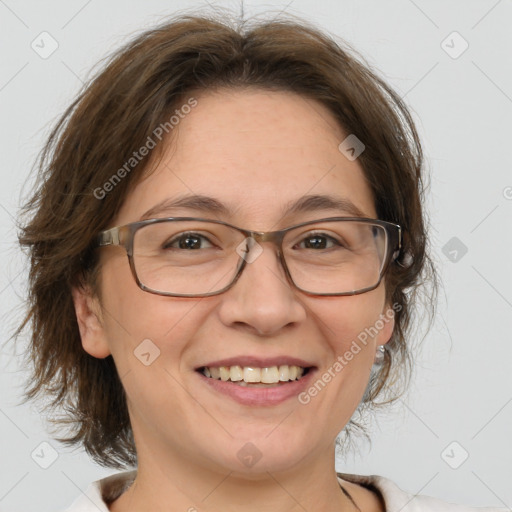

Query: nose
[{"left": 216, "top": 241, "right": 307, "bottom": 336}]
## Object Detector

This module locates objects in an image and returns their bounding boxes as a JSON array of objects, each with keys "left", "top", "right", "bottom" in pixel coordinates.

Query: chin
[{"left": 202, "top": 429, "right": 316, "bottom": 477}]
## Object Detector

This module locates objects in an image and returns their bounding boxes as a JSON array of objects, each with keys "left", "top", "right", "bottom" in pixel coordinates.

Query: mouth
[
  {"left": 197, "top": 364, "right": 312, "bottom": 387},
  {"left": 194, "top": 358, "right": 317, "bottom": 406}
]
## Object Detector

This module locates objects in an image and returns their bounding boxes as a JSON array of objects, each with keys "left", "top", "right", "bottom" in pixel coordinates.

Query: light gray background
[{"left": 1, "top": 1, "right": 511, "bottom": 511}]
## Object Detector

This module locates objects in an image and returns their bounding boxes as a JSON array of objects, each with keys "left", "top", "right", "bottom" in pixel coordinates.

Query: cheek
[
  {"left": 309, "top": 290, "right": 388, "bottom": 402},
  {"left": 318, "top": 289, "right": 387, "bottom": 353},
  {"left": 100, "top": 291, "right": 208, "bottom": 432},
  {"left": 287, "top": 291, "right": 389, "bottom": 446},
  {"left": 98, "top": 257, "right": 205, "bottom": 370}
]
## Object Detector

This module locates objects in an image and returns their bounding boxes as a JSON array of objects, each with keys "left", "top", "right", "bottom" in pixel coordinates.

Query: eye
[
  {"left": 163, "top": 232, "right": 214, "bottom": 250},
  {"left": 296, "top": 233, "right": 341, "bottom": 250}
]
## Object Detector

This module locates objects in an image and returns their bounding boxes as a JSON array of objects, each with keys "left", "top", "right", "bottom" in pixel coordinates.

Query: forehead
[{"left": 114, "top": 88, "right": 376, "bottom": 227}]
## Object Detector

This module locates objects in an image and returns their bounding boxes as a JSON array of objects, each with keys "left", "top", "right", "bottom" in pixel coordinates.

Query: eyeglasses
[{"left": 96, "top": 217, "right": 401, "bottom": 297}]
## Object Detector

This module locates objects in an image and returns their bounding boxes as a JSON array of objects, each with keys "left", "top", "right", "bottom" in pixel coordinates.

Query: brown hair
[{"left": 16, "top": 8, "right": 436, "bottom": 469}]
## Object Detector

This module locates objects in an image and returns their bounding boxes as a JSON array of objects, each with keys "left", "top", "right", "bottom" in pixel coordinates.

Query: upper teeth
[{"left": 202, "top": 365, "right": 305, "bottom": 384}]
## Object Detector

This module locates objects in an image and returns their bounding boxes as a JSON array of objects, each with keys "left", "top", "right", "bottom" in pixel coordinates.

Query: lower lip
[{"left": 197, "top": 369, "right": 316, "bottom": 406}]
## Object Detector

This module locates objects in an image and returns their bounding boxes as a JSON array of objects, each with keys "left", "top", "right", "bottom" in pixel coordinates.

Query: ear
[
  {"left": 376, "top": 302, "right": 397, "bottom": 346},
  {"left": 72, "top": 285, "right": 111, "bottom": 359}
]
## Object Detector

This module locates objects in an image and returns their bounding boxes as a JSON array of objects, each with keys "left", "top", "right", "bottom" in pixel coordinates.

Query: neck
[{"left": 109, "top": 445, "right": 360, "bottom": 512}]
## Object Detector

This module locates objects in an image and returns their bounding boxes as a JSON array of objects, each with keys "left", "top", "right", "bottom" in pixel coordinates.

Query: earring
[{"left": 373, "top": 345, "right": 386, "bottom": 366}]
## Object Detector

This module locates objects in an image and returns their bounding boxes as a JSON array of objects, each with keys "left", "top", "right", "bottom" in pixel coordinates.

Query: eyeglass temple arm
[
  {"left": 392, "top": 225, "right": 402, "bottom": 260},
  {"left": 97, "top": 227, "right": 120, "bottom": 247}
]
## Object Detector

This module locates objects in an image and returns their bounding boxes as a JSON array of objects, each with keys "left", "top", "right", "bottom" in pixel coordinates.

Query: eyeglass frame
[{"left": 96, "top": 216, "right": 402, "bottom": 298}]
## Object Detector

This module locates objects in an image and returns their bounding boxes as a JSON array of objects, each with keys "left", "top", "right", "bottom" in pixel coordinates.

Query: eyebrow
[
  {"left": 140, "top": 193, "right": 368, "bottom": 220},
  {"left": 285, "top": 194, "right": 368, "bottom": 218}
]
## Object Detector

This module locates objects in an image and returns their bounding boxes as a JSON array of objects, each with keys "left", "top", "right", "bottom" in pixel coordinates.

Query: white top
[{"left": 61, "top": 470, "right": 509, "bottom": 511}]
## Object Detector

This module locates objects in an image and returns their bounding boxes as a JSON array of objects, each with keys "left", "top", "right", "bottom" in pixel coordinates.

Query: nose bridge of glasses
[
  {"left": 234, "top": 229, "right": 293, "bottom": 290},
  {"left": 243, "top": 230, "right": 286, "bottom": 256}
]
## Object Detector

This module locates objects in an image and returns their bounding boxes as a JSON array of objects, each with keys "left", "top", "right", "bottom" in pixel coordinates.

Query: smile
[
  {"left": 199, "top": 365, "right": 310, "bottom": 386},
  {"left": 195, "top": 363, "right": 316, "bottom": 406}
]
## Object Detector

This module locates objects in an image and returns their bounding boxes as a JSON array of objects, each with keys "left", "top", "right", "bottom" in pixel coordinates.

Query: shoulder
[
  {"left": 60, "top": 469, "right": 509, "bottom": 512},
  {"left": 337, "top": 472, "right": 509, "bottom": 512},
  {"left": 60, "top": 470, "right": 136, "bottom": 512}
]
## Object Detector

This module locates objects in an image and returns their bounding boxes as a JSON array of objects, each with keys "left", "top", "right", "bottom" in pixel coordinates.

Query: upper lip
[{"left": 196, "top": 356, "right": 316, "bottom": 370}]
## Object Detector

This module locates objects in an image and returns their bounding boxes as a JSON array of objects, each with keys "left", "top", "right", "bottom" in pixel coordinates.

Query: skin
[{"left": 73, "top": 88, "right": 393, "bottom": 512}]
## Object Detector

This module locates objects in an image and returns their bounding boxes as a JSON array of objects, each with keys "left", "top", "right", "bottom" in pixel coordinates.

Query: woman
[{"left": 17, "top": 10, "right": 506, "bottom": 512}]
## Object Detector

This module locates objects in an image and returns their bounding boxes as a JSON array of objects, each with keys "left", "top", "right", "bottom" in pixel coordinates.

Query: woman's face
[{"left": 76, "top": 88, "right": 394, "bottom": 477}]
